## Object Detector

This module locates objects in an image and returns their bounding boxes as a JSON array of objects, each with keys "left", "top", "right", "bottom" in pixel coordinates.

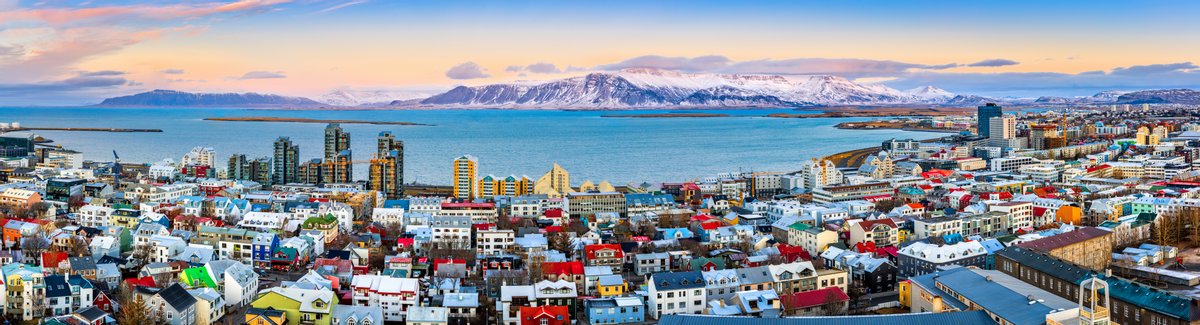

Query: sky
[{"left": 1, "top": 0, "right": 1199, "bottom": 105}]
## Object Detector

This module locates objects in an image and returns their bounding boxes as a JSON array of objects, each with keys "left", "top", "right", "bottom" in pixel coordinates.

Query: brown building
[
  {"left": 1015, "top": 226, "right": 1113, "bottom": 271},
  {"left": 996, "top": 247, "right": 1200, "bottom": 325}
]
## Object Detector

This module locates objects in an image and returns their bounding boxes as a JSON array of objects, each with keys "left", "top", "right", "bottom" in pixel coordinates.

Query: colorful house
[
  {"left": 179, "top": 266, "right": 217, "bottom": 289},
  {"left": 519, "top": 305, "right": 570, "bottom": 325},
  {"left": 250, "top": 287, "right": 336, "bottom": 325}
]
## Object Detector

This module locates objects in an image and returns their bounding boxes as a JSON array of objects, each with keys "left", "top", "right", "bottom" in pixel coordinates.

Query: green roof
[
  {"left": 180, "top": 267, "right": 216, "bottom": 289},
  {"left": 302, "top": 214, "right": 338, "bottom": 229},
  {"left": 788, "top": 222, "right": 812, "bottom": 231}
]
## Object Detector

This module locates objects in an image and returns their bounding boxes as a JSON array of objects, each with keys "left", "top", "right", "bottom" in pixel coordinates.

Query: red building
[{"left": 519, "top": 306, "right": 570, "bottom": 325}]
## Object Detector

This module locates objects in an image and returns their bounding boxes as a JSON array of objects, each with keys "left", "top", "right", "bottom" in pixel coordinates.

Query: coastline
[
  {"left": 203, "top": 117, "right": 434, "bottom": 126},
  {"left": 601, "top": 113, "right": 731, "bottom": 118},
  {"left": 3, "top": 127, "right": 163, "bottom": 133}
]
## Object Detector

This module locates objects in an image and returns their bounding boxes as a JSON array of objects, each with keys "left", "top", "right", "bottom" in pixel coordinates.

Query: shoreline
[
  {"left": 203, "top": 117, "right": 434, "bottom": 126},
  {"left": 4, "top": 127, "right": 163, "bottom": 133},
  {"left": 601, "top": 113, "right": 731, "bottom": 118}
]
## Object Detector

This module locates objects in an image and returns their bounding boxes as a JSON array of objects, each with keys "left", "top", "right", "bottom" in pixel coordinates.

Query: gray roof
[
  {"left": 441, "top": 293, "right": 479, "bottom": 308},
  {"left": 658, "top": 311, "right": 997, "bottom": 325}
]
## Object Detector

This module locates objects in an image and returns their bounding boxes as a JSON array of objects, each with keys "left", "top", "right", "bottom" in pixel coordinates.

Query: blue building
[
  {"left": 977, "top": 103, "right": 1003, "bottom": 137},
  {"left": 252, "top": 232, "right": 279, "bottom": 269},
  {"left": 586, "top": 296, "right": 645, "bottom": 324}
]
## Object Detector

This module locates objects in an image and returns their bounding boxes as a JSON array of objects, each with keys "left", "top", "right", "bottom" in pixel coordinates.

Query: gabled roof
[
  {"left": 157, "top": 283, "right": 198, "bottom": 312},
  {"left": 651, "top": 271, "right": 705, "bottom": 290},
  {"left": 1015, "top": 227, "right": 1111, "bottom": 252}
]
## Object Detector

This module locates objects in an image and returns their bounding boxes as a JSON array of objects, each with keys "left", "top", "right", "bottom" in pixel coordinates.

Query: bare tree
[{"left": 820, "top": 288, "right": 848, "bottom": 316}]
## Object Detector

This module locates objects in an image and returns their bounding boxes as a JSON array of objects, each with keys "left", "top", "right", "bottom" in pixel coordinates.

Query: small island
[
  {"left": 204, "top": 117, "right": 433, "bottom": 126},
  {"left": 601, "top": 113, "right": 730, "bottom": 118}
]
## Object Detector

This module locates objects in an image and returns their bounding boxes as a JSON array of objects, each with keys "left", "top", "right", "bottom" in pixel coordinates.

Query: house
[
  {"left": 584, "top": 244, "right": 624, "bottom": 272},
  {"left": 779, "top": 287, "right": 849, "bottom": 316},
  {"left": 766, "top": 261, "right": 818, "bottom": 294},
  {"left": 1014, "top": 226, "right": 1113, "bottom": 271},
  {"left": 3, "top": 263, "right": 46, "bottom": 321},
  {"left": 442, "top": 292, "right": 479, "bottom": 324},
  {"left": 137, "top": 283, "right": 198, "bottom": 325},
  {"left": 331, "top": 305, "right": 383, "bottom": 325},
  {"left": 252, "top": 232, "right": 279, "bottom": 269},
  {"left": 206, "top": 259, "right": 259, "bottom": 308},
  {"left": 702, "top": 269, "right": 741, "bottom": 303},
  {"left": 595, "top": 274, "right": 627, "bottom": 297},
  {"left": 897, "top": 241, "right": 987, "bottom": 277},
  {"left": 848, "top": 218, "right": 899, "bottom": 248},
  {"left": 519, "top": 305, "right": 570, "bottom": 325},
  {"left": 245, "top": 307, "right": 287, "bottom": 325},
  {"left": 251, "top": 287, "right": 337, "bottom": 325},
  {"left": 731, "top": 289, "right": 782, "bottom": 317},
  {"left": 533, "top": 279, "right": 579, "bottom": 316},
  {"left": 46, "top": 274, "right": 73, "bottom": 317},
  {"left": 634, "top": 252, "right": 670, "bottom": 275},
  {"left": 187, "top": 288, "right": 225, "bottom": 325},
  {"left": 406, "top": 306, "right": 449, "bottom": 325},
  {"left": 44, "top": 305, "right": 115, "bottom": 325},
  {"left": 541, "top": 261, "right": 585, "bottom": 289},
  {"left": 350, "top": 275, "right": 420, "bottom": 322},
  {"left": 647, "top": 271, "right": 706, "bottom": 319},
  {"left": 586, "top": 296, "right": 645, "bottom": 324}
]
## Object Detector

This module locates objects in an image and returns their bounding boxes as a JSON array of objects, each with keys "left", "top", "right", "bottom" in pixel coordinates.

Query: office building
[
  {"left": 977, "top": 103, "right": 1003, "bottom": 138},
  {"left": 987, "top": 116, "right": 1017, "bottom": 148}
]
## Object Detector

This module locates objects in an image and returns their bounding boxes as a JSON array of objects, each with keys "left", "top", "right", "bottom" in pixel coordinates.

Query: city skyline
[{"left": 2, "top": 0, "right": 1200, "bottom": 105}]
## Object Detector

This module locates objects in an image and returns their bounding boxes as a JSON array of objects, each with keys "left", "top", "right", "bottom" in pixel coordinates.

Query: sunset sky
[{"left": 2, "top": 0, "right": 1199, "bottom": 105}]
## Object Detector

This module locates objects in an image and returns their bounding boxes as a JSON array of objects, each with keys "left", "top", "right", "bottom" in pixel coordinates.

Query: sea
[{"left": 0, "top": 107, "right": 935, "bottom": 186}]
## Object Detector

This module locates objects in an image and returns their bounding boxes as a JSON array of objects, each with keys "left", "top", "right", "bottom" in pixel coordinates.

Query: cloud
[
  {"left": 0, "top": 0, "right": 294, "bottom": 27},
  {"left": 315, "top": 0, "right": 367, "bottom": 14},
  {"left": 0, "top": 72, "right": 129, "bottom": 94},
  {"left": 595, "top": 55, "right": 959, "bottom": 78},
  {"left": 1110, "top": 62, "right": 1197, "bottom": 75},
  {"left": 0, "top": 1, "right": 293, "bottom": 84},
  {"left": 967, "top": 59, "right": 1020, "bottom": 67},
  {"left": 445, "top": 62, "right": 490, "bottom": 79},
  {"left": 506, "top": 62, "right": 562, "bottom": 74},
  {"left": 78, "top": 70, "right": 125, "bottom": 77},
  {"left": 0, "top": 44, "right": 23, "bottom": 59},
  {"left": 596, "top": 55, "right": 732, "bottom": 72},
  {"left": 161, "top": 68, "right": 185, "bottom": 74},
  {"left": 236, "top": 70, "right": 287, "bottom": 79}
]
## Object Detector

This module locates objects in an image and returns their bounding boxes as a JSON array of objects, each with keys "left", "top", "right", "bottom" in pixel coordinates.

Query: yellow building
[
  {"left": 897, "top": 280, "right": 911, "bottom": 308},
  {"left": 245, "top": 307, "right": 288, "bottom": 325},
  {"left": 596, "top": 277, "right": 628, "bottom": 297},
  {"left": 1136, "top": 126, "right": 1160, "bottom": 146},
  {"left": 369, "top": 150, "right": 403, "bottom": 199},
  {"left": 452, "top": 155, "right": 477, "bottom": 200},
  {"left": 534, "top": 163, "right": 572, "bottom": 197}
]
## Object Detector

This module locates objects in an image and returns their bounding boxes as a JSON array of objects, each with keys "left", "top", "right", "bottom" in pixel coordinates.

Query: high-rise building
[
  {"left": 370, "top": 149, "right": 403, "bottom": 199},
  {"left": 228, "top": 154, "right": 273, "bottom": 185},
  {"left": 977, "top": 103, "right": 1003, "bottom": 138},
  {"left": 452, "top": 155, "right": 477, "bottom": 200},
  {"left": 987, "top": 116, "right": 1017, "bottom": 148},
  {"left": 299, "top": 158, "right": 324, "bottom": 184},
  {"left": 1029, "top": 125, "right": 1058, "bottom": 150},
  {"left": 324, "top": 123, "right": 351, "bottom": 160},
  {"left": 227, "top": 154, "right": 248, "bottom": 180},
  {"left": 323, "top": 150, "right": 353, "bottom": 184},
  {"left": 272, "top": 137, "right": 300, "bottom": 185},
  {"left": 371, "top": 132, "right": 404, "bottom": 197}
]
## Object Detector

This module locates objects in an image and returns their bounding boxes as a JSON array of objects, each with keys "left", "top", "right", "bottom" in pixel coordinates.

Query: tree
[
  {"left": 116, "top": 284, "right": 152, "bottom": 325},
  {"left": 821, "top": 288, "right": 848, "bottom": 316},
  {"left": 547, "top": 232, "right": 572, "bottom": 258}
]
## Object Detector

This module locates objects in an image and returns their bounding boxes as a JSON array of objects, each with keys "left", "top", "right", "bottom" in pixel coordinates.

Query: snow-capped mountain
[
  {"left": 97, "top": 89, "right": 324, "bottom": 107},
  {"left": 319, "top": 89, "right": 442, "bottom": 106},
  {"left": 903, "top": 86, "right": 956, "bottom": 102},
  {"left": 414, "top": 68, "right": 954, "bottom": 108},
  {"left": 1117, "top": 89, "right": 1200, "bottom": 105}
]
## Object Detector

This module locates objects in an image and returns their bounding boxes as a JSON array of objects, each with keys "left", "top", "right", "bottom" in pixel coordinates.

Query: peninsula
[{"left": 204, "top": 117, "right": 432, "bottom": 126}]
